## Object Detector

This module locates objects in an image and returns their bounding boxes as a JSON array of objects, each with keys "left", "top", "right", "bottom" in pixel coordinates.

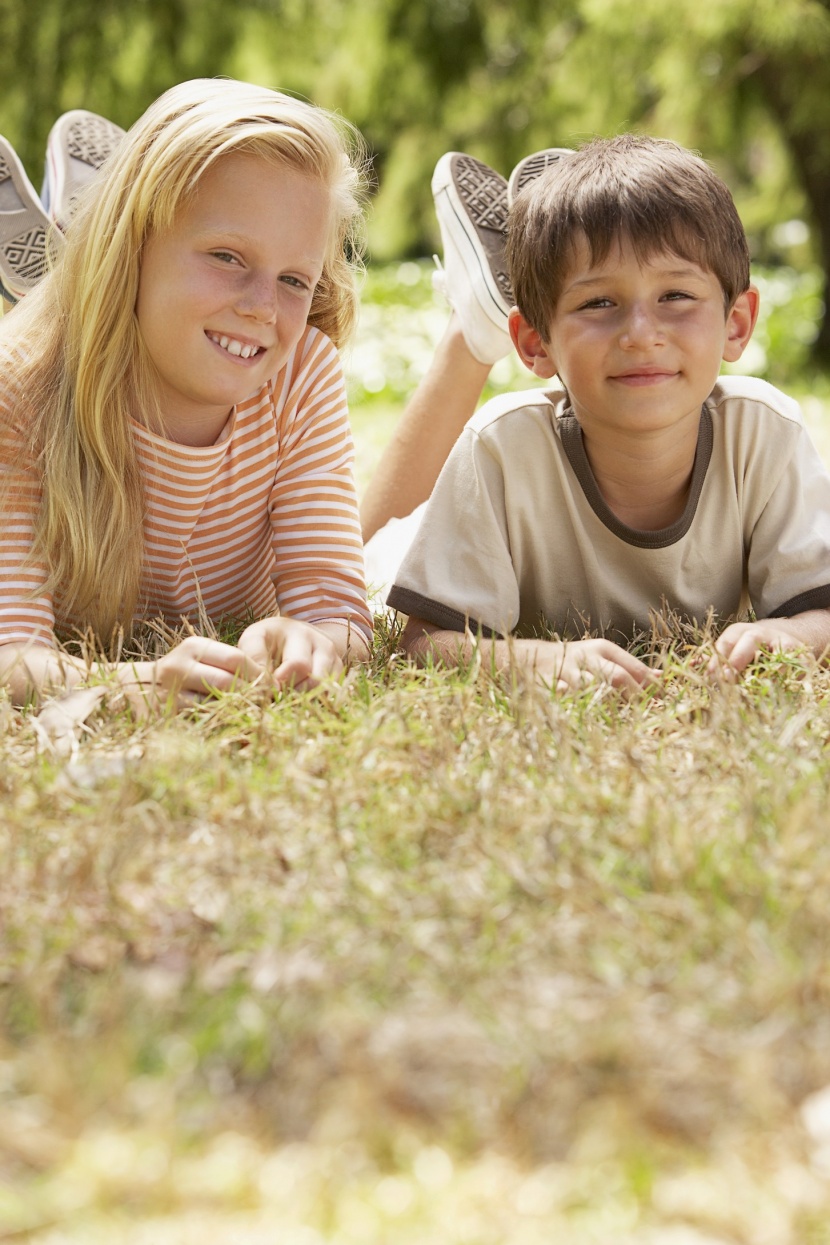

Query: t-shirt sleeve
[
  {"left": 747, "top": 419, "right": 830, "bottom": 619},
  {"left": 0, "top": 395, "right": 55, "bottom": 646},
  {"left": 387, "top": 425, "right": 520, "bottom": 635},
  {"left": 268, "top": 331, "right": 373, "bottom": 645}
]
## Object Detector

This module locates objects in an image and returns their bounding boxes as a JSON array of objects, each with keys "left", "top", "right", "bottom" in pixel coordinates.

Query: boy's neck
[{"left": 580, "top": 408, "right": 702, "bottom": 532}]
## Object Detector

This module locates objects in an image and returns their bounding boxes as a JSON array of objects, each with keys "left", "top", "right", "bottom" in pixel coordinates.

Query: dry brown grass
[{"left": 2, "top": 634, "right": 830, "bottom": 1242}]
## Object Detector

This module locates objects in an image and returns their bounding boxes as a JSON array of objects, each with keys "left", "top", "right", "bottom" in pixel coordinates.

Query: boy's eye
[
  {"left": 579, "top": 297, "right": 613, "bottom": 310},
  {"left": 662, "top": 289, "right": 694, "bottom": 301}
]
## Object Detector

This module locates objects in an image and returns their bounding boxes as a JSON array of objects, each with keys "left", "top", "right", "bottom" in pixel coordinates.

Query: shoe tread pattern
[
  {"left": 1, "top": 225, "right": 48, "bottom": 284},
  {"left": 0, "top": 155, "right": 48, "bottom": 289},
  {"left": 512, "top": 151, "right": 564, "bottom": 198},
  {"left": 452, "top": 155, "right": 512, "bottom": 302},
  {"left": 67, "top": 116, "right": 123, "bottom": 169}
]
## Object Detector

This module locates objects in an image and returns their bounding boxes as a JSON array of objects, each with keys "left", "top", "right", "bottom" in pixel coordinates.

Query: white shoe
[
  {"left": 0, "top": 136, "right": 56, "bottom": 302},
  {"left": 42, "top": 109, "right": 125, "bottom": 231},
  {"left": 507, "top": 148, "right": 573, "bottom": 206},
  {"left": 431, "top": 152, "right": 512, "bottom": 365}
]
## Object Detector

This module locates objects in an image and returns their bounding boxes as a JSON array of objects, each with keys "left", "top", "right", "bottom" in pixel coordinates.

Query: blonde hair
[{"left": 1, "top": 78, "right": 368, "bottom": 640}]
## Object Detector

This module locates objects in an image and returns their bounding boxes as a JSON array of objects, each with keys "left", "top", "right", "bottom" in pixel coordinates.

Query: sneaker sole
[
  {"left": 0, "top": 139, "right": 55, "bottom": 301},
  {"left": 432, "top": 152, "right": 512, "bottom": 316},
  {"left": 507, "top": 147, "right": 573, "bottom": 206},
  {"left": 45, "top": 109, "right": 125, "bottom": 231}
]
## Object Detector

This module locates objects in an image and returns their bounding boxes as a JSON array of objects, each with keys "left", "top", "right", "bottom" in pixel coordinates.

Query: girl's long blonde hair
[{"left": 1, "top": 78, "right": 368, "bottom": 640}]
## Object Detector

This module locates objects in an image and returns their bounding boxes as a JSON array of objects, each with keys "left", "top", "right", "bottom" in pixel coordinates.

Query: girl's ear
[
  {"left": 722, "top": 284, "right": 760, "bottom": 363},
  {"left": 509, "top": 308, "right": 558, "bottom": 378}
]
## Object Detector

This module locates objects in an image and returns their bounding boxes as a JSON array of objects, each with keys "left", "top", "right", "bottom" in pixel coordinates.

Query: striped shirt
[{"left": 0, "top": 326, "right": 372, "bottom": 645}]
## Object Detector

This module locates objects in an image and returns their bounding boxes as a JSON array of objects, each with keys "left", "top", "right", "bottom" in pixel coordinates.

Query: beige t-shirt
[{"left": 387, "top": 376, "right": 830, "bottom": 642}]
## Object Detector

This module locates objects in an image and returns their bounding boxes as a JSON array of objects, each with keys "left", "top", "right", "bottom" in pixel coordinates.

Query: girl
[{"left": 0, "top": 79, "right": 374, "bottom": 711}]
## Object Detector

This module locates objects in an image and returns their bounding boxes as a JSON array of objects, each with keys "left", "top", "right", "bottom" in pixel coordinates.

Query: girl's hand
[
  {"left": 125, "top": 635, "right": 267, "bottom": 711},
  {"left": 237, "top": 617, "right": 343, "bottom": 690}
]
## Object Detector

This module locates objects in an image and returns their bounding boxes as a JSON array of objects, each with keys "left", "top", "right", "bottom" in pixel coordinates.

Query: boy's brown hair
[{"left": 507, "top": 134, "right": 751, "bottom": 338}]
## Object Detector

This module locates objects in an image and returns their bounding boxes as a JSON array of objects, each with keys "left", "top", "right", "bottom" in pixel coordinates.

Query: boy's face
[{"left": 510, "top": 235, "right": 759, "bottom": 439}]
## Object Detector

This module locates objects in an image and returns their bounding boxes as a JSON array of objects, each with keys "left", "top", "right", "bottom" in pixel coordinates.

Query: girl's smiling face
[{"left": 135, "top": 152, "right": 333, "bottom": 446}]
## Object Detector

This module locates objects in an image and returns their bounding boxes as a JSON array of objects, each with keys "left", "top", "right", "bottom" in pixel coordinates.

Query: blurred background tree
[{"left": 1, "top": 0, "right": 829, "bottom": 361}]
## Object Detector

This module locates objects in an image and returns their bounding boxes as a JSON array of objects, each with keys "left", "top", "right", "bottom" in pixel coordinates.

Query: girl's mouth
[{"left": 206, "top": 332, "right": 265, "bottom": 360}]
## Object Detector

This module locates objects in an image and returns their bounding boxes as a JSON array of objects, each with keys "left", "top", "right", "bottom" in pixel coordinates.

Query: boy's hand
[
  {"left": 533, "top": 637, "right": 656, "bottom": 693},
  {"left": 238, "top": 616, "right": 343, "bottom": 690},
  {"left": 708, "top": 619, "right": 806, "bottom": 679}
]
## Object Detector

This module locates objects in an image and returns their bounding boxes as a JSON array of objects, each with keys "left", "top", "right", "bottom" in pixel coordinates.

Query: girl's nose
[{"left": 237, "top": 272, "right": 278, "bottom": 322}]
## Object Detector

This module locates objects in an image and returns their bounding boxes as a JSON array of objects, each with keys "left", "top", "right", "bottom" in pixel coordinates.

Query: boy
[{"left": 386, "top": 136, "right": 830, "bottom": 691}]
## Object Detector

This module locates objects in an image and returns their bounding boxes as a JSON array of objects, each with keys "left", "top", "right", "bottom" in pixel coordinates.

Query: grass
[{"left": 4, "top": 265, "right": 830, "bottom": 1243}]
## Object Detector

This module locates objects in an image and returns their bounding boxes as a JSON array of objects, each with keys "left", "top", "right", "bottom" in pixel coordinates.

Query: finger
[
  {"left": 272, "top": 632, "right": 315, "bottom": 689},
  {"left": 708, "top": 636, "right": 756, "bottom": 681},
  {"left": 311, "top": 643, "right": 343, "bottom": 683},
  {"left": 582, "top": 641, "right": 657, "bottom": 684},
  {"left": 591, "top": 657, "right": 647, "bottom": 692},
  {"left": 161, "top": 640, "right": 266, "bottom": 692}
]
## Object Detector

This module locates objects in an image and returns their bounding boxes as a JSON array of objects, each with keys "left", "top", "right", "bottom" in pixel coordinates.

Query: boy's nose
[{"left": 619, "top": 304, "right": 662, "bottom": 348}]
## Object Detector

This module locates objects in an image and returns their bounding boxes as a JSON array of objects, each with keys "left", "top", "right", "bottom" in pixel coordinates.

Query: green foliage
[{"left": 3, "top": 0, "right": 830, "bottom": 354}]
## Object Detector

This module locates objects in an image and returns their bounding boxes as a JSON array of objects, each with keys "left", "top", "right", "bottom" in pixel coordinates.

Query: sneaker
[
  {"left": 431, "top": 152, "right": 512, "bottom": 365},
  {"left": 507, "top": 147, "right": 573, "bottom": 206},
  {"left": 42, "top": 109, "right": 125, "bottom": 231},
  {"left": 0, "top": 136, "right": 56, "bottom": 302}
]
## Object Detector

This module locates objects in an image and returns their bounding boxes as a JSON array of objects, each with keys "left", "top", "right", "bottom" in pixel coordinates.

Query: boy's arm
[
  {"left": 709, "top": 608, "right": 830, "bottom": 677},
  {"left": 401, "top": 616, "right": 655, "bottom": 693}
]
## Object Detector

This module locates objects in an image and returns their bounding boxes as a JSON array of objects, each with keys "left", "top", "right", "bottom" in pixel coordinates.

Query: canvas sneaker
[
  {"left": 431, "top": 152, "right": 512, "bottom": 364},
  {"left": 507, "top": 147, "right": 573, "bottom": 206},
  {"left": 42, "top": 109, "right": 125, "bottom": 231},
  {"left": 0, "top": 136, "right": 57, "bottom": 303}
]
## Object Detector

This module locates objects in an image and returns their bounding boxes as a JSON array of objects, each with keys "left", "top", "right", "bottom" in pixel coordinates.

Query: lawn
[{"left": 2, "top": 265, "right": 830, "bottom": 1244}]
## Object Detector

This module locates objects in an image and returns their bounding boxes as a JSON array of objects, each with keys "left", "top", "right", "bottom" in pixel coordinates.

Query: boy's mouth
[
  {"left": 206, "top": 331, "right": 266, "bottom": 360},
  {"left": 611, "top": 368, "right": 678, "bottom": 385}
]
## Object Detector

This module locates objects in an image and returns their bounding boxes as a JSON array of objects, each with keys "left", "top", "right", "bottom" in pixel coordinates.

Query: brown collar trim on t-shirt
[{"left": 558, "top": 403, "right": 714, "bottom": 549}]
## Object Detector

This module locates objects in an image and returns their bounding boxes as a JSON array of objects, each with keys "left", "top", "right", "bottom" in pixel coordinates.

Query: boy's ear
[
  {"left": 722, "top": 284, "right": 760, "bottom": 363},
  {"left": 509, "top": 308, "right": 558, "bottom": 378}
]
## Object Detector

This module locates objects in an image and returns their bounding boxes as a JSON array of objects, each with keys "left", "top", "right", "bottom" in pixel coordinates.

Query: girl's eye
[
  {"left": 211, "top": 250, "right": 240, "bottom": 265},
  {"left": 280, "top": 275, "right": 310, "bottom": 291}
]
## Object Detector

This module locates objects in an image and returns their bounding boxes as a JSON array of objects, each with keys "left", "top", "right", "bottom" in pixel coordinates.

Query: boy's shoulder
[
  {"left": 467, "top": 385, "right": 565, "bottom": 437},
  {"left": 707, "top": 374, "right": 804, "bottom": 427}
]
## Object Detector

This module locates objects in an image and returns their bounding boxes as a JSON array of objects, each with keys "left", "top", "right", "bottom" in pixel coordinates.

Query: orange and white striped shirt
[{"left": 0, "top": 326, "right": 372, "bottom": 645}]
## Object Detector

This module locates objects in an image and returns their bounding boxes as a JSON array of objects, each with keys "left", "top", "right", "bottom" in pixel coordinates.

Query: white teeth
[{"left": 209, "top": 332, "right": 260, "bottom": 359}]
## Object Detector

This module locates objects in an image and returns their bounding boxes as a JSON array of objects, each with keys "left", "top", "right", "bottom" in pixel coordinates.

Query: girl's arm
[
  {"left": 0, "top": 635, "right": 270, "bottom": 711},
  {"left": 267, "top": 331, "right": 373, "bottom": 650}
]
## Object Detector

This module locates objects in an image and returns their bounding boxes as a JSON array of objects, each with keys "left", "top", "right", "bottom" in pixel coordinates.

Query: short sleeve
[
  {"left": 387, "top": 426, "right": 520, "bottom": 635},
  {"left": 747, "top": 421, "right": 830, "bottom": 619}
]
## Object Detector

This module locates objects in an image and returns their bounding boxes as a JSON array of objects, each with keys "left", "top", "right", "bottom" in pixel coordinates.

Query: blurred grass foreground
[{"left": 3, "top": 266, "right": 830, "bottom": 1243}]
